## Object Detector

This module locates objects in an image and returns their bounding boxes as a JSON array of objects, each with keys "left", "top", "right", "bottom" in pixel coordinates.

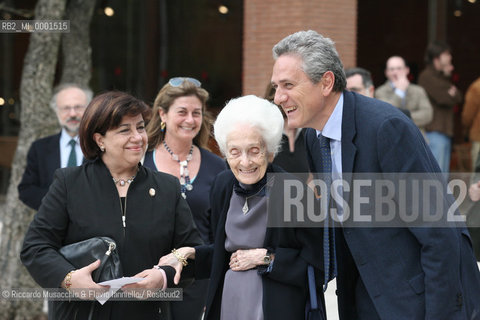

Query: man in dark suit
[
  {"left": 271, "top": 30, "right": 480, "bottom": 319},
  {"left": 18, "top": 83, "right": 92, "bottom": 210}
]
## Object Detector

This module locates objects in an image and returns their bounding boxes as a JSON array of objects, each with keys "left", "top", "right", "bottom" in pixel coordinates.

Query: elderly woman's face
[
  {"left": 226, "top": 125, "right": 273, "bottom": 185},
  {"left": 95, "top": 114, "right": 147, "bottom": 169}
]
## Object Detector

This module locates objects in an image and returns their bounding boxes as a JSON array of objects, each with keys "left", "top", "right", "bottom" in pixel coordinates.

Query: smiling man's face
[{"left": 271, "top": 54, "right": 325, "bottom": 130}]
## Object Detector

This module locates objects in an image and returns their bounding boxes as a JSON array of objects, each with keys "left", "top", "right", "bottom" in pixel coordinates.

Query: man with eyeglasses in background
[
  {"left": 375, "top": 56, "right": 432, "bottom": 137},
  {"left": 345, "top": 67, "right": 375, "bottom": 98},
  {"left": 18, "top": 83, "right": 93, "bottom": 210}
]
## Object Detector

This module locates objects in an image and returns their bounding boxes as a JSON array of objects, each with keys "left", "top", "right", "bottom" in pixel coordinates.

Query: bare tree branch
[{"left": 0, "top": 3, "right": 34, "bottom": 18}]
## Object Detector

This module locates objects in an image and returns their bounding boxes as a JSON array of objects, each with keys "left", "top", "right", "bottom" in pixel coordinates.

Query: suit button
[
  {"left": 357, "top": 256, "right": 366, "bottom": 265},
  {"left": 456, "top": 293, "right": 463, "bottom": 307}
]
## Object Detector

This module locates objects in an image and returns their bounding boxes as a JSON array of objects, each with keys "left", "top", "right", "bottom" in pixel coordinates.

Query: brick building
[{"left": 243, "top": 0, "right": 357, "bottom": 96}]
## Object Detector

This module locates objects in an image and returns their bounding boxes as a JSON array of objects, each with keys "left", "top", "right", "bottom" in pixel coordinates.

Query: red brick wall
[{"left": 243, "top": 0, "right": 357, "bottom": 96}]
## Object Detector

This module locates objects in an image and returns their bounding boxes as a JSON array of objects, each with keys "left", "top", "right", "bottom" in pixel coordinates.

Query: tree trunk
[
  {"left": 0, "top": 0, "right": 66, "bottom": 318},
  {"left": 60, "top": 0, "right": 96, "bottom": 85},
  {"left": 0, "top": 0, "right": 94, "bottom": 318}
]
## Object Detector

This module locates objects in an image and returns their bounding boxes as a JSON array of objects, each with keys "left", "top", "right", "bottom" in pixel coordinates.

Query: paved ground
[{"left": 324, "top": 279, "right": 339, "bottom": 320}]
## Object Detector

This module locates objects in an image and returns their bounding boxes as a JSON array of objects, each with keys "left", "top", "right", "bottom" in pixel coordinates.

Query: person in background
[
  {"left": 264, "top": 83, "right": 310, "bottom": 182},
  {"left": 144, "top": 77, "right": 226, "bottom": 320},
  {"left": 375, "top": 55, "right": 433, "bottom": 135},
  {"left": 18, "top": 83, "right": 92, "bottom": 210},
  {"left": 418, "top": 41, "right": 462, "bottom": 172},
  {"left": 461, "top": 77, "right": 480, "bottom": 170},
  {"left": 21, "top": 91, "right": 202, "bottom": 320},
  {"left": 345, "top": 67, "right": 375, "bottom": 98},
  {"left": 467, "top": 148, "right": 480, "bottom": 262},
  {"left": 346, "top": 66, "right": 412, "bottom": 120},
  {"left": 271, "top": 29, "right": 480, "bottom": 320},
  {"left": 158, "top": 95, "right": 323, "bottom": 320}
]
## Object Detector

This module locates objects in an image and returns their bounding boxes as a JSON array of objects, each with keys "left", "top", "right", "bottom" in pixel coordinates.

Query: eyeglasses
[
  {"left": 347, "top": 86, "right": 366, "bottom": 94},
  {"left": 58, "top": 105, "right": 86, "bottom": 113},
  {"left": 168, "top": 77, "right": 201, "bottom": 88}
]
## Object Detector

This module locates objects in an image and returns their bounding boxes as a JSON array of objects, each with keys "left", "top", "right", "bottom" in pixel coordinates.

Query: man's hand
[
  {"left": 448, "top": 85, "right": 458, "bottom": 98},
  {"left": 393, "top": 74, "right": 410, "bottom": 92}
]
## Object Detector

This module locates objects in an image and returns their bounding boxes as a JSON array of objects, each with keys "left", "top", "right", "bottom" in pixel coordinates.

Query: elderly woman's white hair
[{"left": 214, "top": 95, "right": 284, "bottom": 157}]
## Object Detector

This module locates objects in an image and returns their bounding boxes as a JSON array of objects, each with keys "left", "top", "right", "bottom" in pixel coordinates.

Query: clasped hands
[{"left": 229, "top": 248, "right": 269, "bottom": 272}]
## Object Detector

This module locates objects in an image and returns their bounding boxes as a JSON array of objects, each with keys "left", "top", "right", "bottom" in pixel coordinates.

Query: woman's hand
[
  {"left": 65, "top": 260, "right": 109, "bottom": 300},
  {"left": 158, "top": 247, "right": 195, "bottom": 285},
  {"left": 230, "top": 248, "right": 268, "bottom": 271},
  {"left": 121, "top": 268, "right": 165, "bottom": 299}
]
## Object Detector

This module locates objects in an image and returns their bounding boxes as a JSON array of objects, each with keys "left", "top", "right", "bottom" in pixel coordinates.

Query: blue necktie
[
  {"left": 318, "top": 133, "right": 336, "bottom": 291},
  {"left": 67, "top": 139, "right": 77, "bottom": 167}
]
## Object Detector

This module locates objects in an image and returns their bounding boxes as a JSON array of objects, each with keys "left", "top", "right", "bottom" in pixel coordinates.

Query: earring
[
  {"left": 100, "top": 146, "right": 105, "bottom": 152},
  {"left": 160, "top": 122, "right": 166, "bottom": 132}
]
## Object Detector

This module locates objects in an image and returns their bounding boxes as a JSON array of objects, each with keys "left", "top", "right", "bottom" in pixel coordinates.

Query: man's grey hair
[
  {"left": 214, "top": 95, "right": 284, "bottom": 157},
  {"left": 49, "top": 83, "right": 93, "bottom": 110},
  {"left": 345, "top": 67, "right": 374, "bottom": 89},
  {"left": 272, "top": 30, "right": 346, "bottom": 92}
]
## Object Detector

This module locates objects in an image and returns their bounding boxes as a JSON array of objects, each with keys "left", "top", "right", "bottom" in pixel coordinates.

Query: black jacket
[
  {"left": 18, "top": 133, "right": 61, "bottom": 210},
  {"left": 21, "top": 158, "right": 202, "bottom": 320}
]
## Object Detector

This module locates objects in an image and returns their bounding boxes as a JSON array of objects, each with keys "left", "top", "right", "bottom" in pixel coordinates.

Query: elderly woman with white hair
[{"left": 158, "top": 95, "right": 323, "bottom": 320}]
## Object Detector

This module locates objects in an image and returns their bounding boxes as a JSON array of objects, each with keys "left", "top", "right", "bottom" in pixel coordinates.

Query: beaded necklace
[{"left": 163, "top": 140, "right": 194, "bottom": 199}]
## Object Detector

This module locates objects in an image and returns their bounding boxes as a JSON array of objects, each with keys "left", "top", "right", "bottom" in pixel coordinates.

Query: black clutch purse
[{"left": 59, "top": 236, "right": 123, "bottom": 283}]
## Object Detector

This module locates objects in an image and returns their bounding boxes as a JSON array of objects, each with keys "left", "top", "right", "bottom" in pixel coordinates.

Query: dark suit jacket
[
  {"left": 467, "top": 151, "right": 480, "bottom": 260},
  {"left": 20, "top": 159, "right": 202, "bottom": 320},
  {"left": 18, "top": 133, "right": 61, "bottom": 210},
  {"left": 194, "top": 167, "right": 324, "bottom": 320},
  {"left": 305, "top": 91, "right": 480, "bottom": 320}
]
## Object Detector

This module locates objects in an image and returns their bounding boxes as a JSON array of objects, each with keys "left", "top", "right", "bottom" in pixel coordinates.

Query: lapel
[
  {"left": 263, "top": 167, "right": 281, "bottom": 247},
  {"left": 211, "top": 175, "right": 234, "bottom": 278},
  {"left": 216, "top": 186, "right": 232, "bottom": 251},
  {"left": 48, "top": 133, "right": 61, "bottom": 173},
  {"left": 341, "top": 91, "right": 357, "bottom": 202},
  {"left": 310, "top": 135, "right": 323, "bottom": 173},
  {"left": 305, "top": 128, "right": 322, "bottom": 173},
  {"left": 54, "top": 132, "right": 88, "bottom": 167},
  {"left": 206, "top": 175, "right": 234, "bottom": 311}
]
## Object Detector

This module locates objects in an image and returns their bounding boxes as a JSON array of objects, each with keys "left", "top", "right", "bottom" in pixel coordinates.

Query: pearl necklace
[
  {"left": 112, "top": 175, "right": 136, "bottom": 186},
  {"left": 163, "top": 140, "right": 194, "bottom": 199},
  {"left": 112, "top": 168, "right": 138, "bottom": 187}
]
